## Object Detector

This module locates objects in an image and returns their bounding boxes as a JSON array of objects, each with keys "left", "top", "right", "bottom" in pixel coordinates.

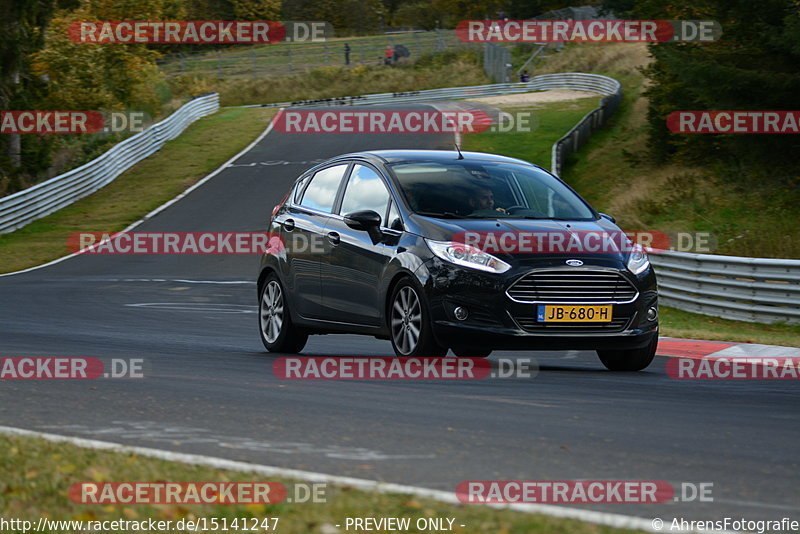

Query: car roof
[{"left": 327, "top": 150, "right": 542, "bottom": 169}]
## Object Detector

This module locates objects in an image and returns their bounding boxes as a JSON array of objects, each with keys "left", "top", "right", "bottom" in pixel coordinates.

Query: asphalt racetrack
[{"left": 0, "top": 105, "right": 797, "bottom": 524}]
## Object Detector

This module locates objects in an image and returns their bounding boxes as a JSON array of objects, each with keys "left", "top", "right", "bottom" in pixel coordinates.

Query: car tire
[
  {"left": 451, "top": 347, "right": 492, "bottom": 358},
  {"left": 597, "top": 333, "right": 657, "bottom": 371},
  {"left": 259, "top": 274, "right": 308, "bottom": 353},
  {"left": 389, "top": 278, "right": 447, "bottom": 357}
]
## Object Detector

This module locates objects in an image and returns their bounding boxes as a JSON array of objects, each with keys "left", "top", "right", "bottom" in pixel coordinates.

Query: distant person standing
[
  {"left": 519, "top": 70, "right": 530, "bottom": 82},
  {"left": 384, "top": 45, "right": 394, "bottom": 65},
  {"left": 344, "top": 43, "right": 351, "bottom": 65}
]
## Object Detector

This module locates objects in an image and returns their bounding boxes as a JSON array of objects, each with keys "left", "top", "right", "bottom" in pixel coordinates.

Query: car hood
[{"left": 408, "top": 214, "right": 633, "bottom": 264}]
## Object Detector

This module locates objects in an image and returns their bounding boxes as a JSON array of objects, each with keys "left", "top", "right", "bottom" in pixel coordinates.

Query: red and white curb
[
  {"left": 657, "top": 337, "right": 800, "bottom": 378},
  {"left": 658, "top": 337, "right": 800, "bottom": 360}
]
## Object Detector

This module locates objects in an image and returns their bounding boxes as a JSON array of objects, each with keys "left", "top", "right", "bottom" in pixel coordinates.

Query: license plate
[{"left": 537, "top": 305, "right": 613, "bottom": 323}]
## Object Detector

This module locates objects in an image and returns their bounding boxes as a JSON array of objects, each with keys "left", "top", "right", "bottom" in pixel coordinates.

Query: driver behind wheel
[{"left": 468, "top": 186, "right": 507, "bottom": 215}]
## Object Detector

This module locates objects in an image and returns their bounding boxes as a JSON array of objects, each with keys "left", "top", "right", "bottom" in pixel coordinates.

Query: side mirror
[
  {"left": 344, "top": 210, "right": 382, "bottom": 230},
  {"left": 600, "top": 213, "right": 616, "bottom": 224},
  {"left": 344, "top": 210, "right": 383, "bottom": 243}
]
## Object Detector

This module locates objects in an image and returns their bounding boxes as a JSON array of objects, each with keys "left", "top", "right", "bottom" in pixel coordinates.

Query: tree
[
  {"left": 31, "top": 0, "right": 181, "bottom": 114},
  {"left": 638, "top": 0, "right": 800, "bottom": 171},
  {"left": 0, "top": 0, "right": 59, "bottom": 172}
]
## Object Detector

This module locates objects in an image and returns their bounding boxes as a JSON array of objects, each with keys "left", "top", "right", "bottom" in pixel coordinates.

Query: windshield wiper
[{"left": 415, "top": 211, "right": 462, "bottom": 219}]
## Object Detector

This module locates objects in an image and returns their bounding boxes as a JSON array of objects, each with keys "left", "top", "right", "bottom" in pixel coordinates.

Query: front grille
[
  {"left": 507, "top": 270, "right": 638, "bottom": 304},
  {"left": 513, "top": 316, "right": 631, "bottom": 333}
]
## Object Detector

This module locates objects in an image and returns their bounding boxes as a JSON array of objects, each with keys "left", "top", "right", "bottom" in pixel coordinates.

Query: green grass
[
  {"left": 462, "top": 98, "right": 605, "bottom": 171},
  {"left": 0, "top": 107, "right": 275, "bottom": 274},
  {"left": 0, "top": 434, "right": 641, "bottom": 534}
]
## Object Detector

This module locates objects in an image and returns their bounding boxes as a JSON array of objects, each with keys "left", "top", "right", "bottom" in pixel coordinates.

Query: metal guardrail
[
  {"left": 244, "top": 72, "right": 620, "bottom": 112},
  {"left": 551, "top": 77, "right": 622, "bottom": 176},
  {"left": 0, "top": 94, "right": 219, "bottom": 234},
  {"left": 649, "top": 250, "right": 800, "bottom": 325}
]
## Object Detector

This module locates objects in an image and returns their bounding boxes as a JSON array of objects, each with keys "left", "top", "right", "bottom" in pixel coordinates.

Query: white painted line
[
  {"left": 0, "top": 425, "right": 724, "bottom": 533},
  {"left": 107, "top": 279, "right": 255, "bottom": 285},
  {"left": 0, "top": 111, "right": 281, "bottom": 278}
]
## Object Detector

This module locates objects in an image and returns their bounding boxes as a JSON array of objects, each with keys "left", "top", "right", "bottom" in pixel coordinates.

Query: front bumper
[{"left": 421, "top": 257, "right": 659, "bottom": 351}]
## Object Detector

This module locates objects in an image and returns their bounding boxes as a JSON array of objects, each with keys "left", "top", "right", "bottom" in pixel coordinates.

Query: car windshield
[{"left": 388, "top": 160, "right": 596, "bottom": 220}]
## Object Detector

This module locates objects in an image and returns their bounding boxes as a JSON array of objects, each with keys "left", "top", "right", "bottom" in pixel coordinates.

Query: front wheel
[
  {"left": 597, "top": 334, "right": 657, "bottom": 371},
  {"left": 389, "top": 279, "right": 447, "bottom": 357},
  {"left": 259, "top": 274, "right": 308, "bottom": 353}
]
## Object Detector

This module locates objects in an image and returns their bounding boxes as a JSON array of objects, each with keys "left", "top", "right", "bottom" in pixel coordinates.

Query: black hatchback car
[{"left": 258, "top": 150, "right": 659, "bottom": 371}]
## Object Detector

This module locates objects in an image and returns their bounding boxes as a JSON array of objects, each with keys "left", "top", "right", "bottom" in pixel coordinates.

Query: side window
[
  {"left": 387, "top": 201, "right": 402, "bottom": 230},
  {"left": 339, "top": 164, "right": 390, "bottom": 225},
  {"left": 299, "top": 164, "right": 348, "bottom": 213},
  {"left": 293, "top": 175, "right": 311, "bottom": 203}
]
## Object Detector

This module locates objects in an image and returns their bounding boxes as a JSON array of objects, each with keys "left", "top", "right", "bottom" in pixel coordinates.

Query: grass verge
[
  {"left": 462, "top": 98, "right": 602, "bottom": 169},
  {"left": 0, "top": 107, "right": 275, "bottom": 274},
  {"left": 1, "top": 434, "right": 640, "bottom": 534}
]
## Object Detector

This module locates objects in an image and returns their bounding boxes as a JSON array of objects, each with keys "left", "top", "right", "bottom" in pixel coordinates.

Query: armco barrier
[
  {"left": 245, "top": 72, "right": 620, "bottom": 112},
  {"left": 649, "top": 250, "right": 800, "bottom": 325},
  {"left": 0, "top": 93, "right": 219, "bottom": 234}
]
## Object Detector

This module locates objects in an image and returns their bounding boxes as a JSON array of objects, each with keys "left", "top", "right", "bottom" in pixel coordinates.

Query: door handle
[
  {"left": 327, "top": 231, "right": 340, "bottom": 245},
  {"left": 283, "top": 219, "right": 295, "bottom": 231}
]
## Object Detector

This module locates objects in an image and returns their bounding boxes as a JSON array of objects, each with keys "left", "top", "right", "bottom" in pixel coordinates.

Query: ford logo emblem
[{"left": 566, "top": 259, "right": 583, "bottom": 267}]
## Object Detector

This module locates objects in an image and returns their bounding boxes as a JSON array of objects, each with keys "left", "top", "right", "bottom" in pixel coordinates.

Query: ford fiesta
[{"left": 258, "top": 150, "right": 659, "bottom": 371}]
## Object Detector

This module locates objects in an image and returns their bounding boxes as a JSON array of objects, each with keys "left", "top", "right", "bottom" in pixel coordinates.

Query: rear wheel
[
  {"left": 389, "top": 279, "right": 447, "bottom": 357},
  {"left": 259, "top": 274, "right": 308, "bottom": 353},
  {"left": 597, "top": 334, "right": 657, "bottom": 371}
]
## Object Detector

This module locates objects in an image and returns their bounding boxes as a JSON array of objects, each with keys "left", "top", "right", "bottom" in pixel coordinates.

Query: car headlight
[
  {"left": 426, "top": 240, "right": 511, "bottom": 274},
  {"left": 627, "top": 243, "right": 650, "bottom": 275}
]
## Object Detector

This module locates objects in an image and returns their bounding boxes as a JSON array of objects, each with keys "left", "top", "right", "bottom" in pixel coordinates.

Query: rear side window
[
  {"left": 339, "top": 164, "right": 391, "bottom": 224},
  {"left": 299, "top": 164, "right": 348, "bottom": 213}
]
